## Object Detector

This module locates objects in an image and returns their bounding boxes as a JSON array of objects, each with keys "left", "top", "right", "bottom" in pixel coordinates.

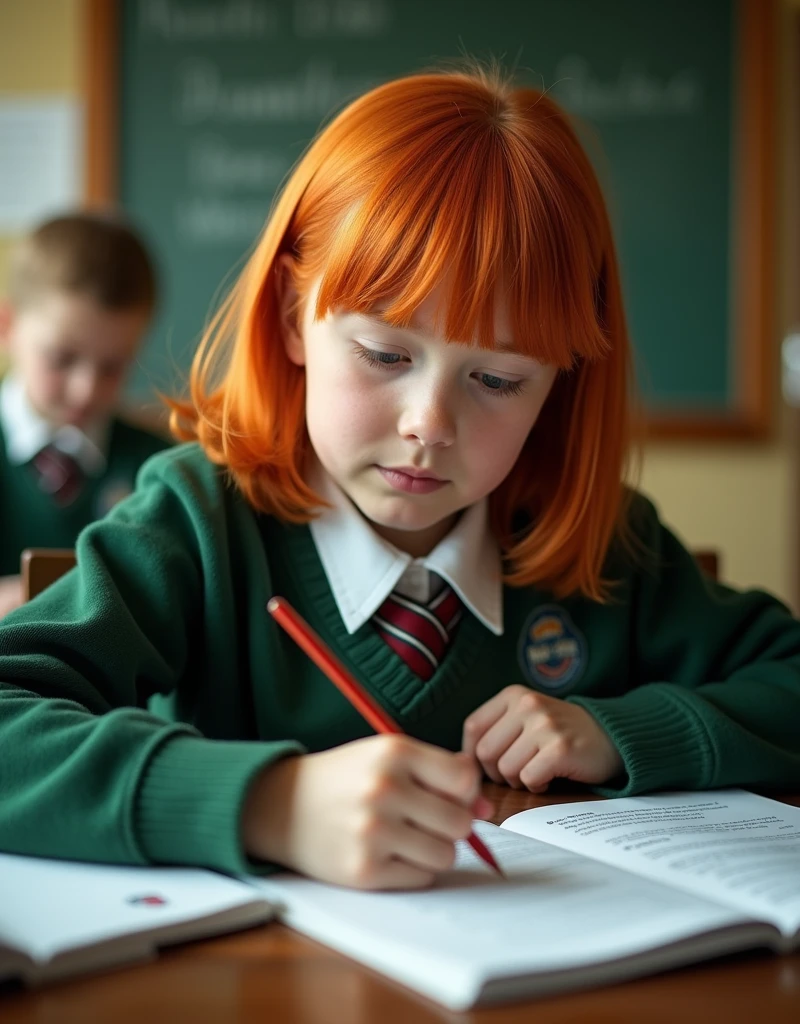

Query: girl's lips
[{"left": 377, "top": 467, "right": 448, "bottom": 495}]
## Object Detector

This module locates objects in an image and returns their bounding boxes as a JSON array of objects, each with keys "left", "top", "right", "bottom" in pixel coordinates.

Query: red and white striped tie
[{"left": 373, "top": 582, "right": 463, "bottom": 681}]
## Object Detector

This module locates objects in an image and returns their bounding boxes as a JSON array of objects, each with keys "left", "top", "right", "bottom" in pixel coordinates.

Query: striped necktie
[
  {"left": 30, "top": 445, "right": 84, "bottom": 507},
  {"left": 373, "top": 581, "right": 463, "bottom": 681}
]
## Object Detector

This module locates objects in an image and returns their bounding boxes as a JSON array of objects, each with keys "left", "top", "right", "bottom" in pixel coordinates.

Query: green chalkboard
[{"left": 110, "top": 0, "right": 774, "bottom": 437}]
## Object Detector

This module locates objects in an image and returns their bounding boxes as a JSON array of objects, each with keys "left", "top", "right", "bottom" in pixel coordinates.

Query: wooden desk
[{"left": 3, "top": 786, "right": 800, "bottom": 1023}]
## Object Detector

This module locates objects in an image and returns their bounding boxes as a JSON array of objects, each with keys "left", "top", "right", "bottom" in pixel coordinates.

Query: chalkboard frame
[{"left": 83, "top": 0, "right": 777, "bottom": 441}]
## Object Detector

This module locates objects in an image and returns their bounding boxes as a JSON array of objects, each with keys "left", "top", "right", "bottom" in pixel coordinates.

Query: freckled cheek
[
  {"left": 305, "top": 369, "right": 393, "bottom": 460},
  {"left": 467, "top": 418, "right": 534, "bottom": 492}
]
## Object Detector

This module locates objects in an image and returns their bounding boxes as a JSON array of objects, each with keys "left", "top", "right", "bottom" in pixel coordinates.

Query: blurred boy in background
[{"left": 0, "top": 212, "right": 171, "bottom": 615}]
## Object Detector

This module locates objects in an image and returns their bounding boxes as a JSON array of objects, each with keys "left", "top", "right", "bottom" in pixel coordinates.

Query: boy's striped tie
[
  {"left": 373, "top": 582, "right": 463, "bottom": 681},
  {"left": 30, "top": 445, "right": 84, "bottom": 507}
]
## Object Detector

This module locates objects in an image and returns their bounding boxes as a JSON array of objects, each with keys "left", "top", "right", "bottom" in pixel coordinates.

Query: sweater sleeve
[
  {"left": 0, "top": 450, "right": 302, "bottom": 873},
  {"left": 569, "top": 497, "right": 800, "bottom": 796}
]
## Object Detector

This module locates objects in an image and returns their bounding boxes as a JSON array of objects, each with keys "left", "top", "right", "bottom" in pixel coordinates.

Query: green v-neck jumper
[{"left": 0, "top": 444, "right": 798, "bottom": 875}]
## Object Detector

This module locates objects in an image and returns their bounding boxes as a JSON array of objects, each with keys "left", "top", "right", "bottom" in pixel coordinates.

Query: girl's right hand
[{"left": 242, "top": 735, "right": 492, "bottom": 889}]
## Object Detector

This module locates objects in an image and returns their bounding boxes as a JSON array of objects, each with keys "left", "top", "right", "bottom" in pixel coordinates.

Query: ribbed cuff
[
  {"left": 134, "top": 735, "right": 305, "bottom": 874},
  {"left": 568, "top": 684, "right": 715, "bottom": 796}
]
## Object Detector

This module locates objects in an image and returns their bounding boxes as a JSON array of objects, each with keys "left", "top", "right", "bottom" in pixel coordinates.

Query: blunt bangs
[{"left": 307, "top": 81, "right": 612, "bottom": 370}]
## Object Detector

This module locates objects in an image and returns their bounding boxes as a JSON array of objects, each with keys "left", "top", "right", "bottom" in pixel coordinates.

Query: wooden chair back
[{"left": 21, "top": 548, "right": 77, "bottom": 602}]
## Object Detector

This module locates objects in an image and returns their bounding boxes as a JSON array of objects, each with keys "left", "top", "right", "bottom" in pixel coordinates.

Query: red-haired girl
[{"left": 1, "top": 70, "right": 798, "bottom": 889}]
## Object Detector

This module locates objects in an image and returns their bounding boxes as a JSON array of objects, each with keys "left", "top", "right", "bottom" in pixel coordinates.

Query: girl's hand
[
  {"left": 242, "top": 735, "right": 493, "bottom": 889},
  {"left": 0, "top": 575, "right": 23, "bottom": 618},
  {"left": 462, "top": 685, "right": 623, "bottom": 792}
]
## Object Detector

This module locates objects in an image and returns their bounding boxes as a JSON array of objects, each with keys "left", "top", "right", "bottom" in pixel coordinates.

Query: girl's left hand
[{"left": 462, "top": 685, "right": 624, "bottom": 792}]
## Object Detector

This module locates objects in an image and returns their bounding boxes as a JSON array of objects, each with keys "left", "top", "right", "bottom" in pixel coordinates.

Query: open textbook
[
  {"left": 249, "top": 788, "right": 800, "bottom": 1009},
  {"left": 2, "top": 789, "right": 799, "bottom": 1009}
]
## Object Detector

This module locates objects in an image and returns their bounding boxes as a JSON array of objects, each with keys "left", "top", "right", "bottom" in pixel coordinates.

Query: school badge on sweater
[{"left": 518, "top": 605, "right": 586, "bottom": 691}]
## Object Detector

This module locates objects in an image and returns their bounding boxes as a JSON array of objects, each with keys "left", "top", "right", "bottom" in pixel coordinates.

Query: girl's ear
[{"left": 276, "top": 254, "right": 305, "bottom": 366}]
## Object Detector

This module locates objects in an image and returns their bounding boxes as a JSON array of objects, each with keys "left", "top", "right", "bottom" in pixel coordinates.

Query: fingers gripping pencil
[{"left": 267, "top": 596, "right": 504, "bottom": 877}]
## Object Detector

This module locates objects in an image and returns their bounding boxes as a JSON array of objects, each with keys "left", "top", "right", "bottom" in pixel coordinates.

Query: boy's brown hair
[{"left": 8, "top": 212, "right": 157, "bottom": 313}]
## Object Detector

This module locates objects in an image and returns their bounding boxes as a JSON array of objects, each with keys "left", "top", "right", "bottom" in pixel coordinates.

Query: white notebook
[
  {"left": 3, "top": 789, "right": 799, "bottom": 1009},
  {"left": 0, "top": 857, "right": 274, "bottom": 985}
]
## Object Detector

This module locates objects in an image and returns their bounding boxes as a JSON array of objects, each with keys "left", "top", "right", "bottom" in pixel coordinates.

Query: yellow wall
[
  {"left": 0, "top": 0, "right": 797, "bottom": 606},
  {"left": 639, "top": 434, "right": 794, "bottom": 600},
  {"left": 0, "top": 1, "right": 79, "bottom": 92},
  {"left": 0, "top": 0, "right": 82, "bottom": 318}
]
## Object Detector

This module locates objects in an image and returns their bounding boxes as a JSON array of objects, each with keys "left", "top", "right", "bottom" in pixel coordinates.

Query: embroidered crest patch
[{"left": 518, "top": 605, "right": 586, "bottom": 691}]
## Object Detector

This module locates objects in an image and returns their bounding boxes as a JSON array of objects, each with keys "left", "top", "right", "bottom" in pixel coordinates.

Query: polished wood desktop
[{"left": 4, "top": 785, "right": 799, "bottom": 1024}]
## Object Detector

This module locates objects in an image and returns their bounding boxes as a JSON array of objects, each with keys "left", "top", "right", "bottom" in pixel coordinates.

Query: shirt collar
[
  {"left": 308, "top": 467, "right": 503, "bottom": 637},
  {"left": 0, "top": 374, "right": 107, "bottom": 475}
]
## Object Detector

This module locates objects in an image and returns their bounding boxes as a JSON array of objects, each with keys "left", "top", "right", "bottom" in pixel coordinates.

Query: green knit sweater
[
  {"left": 0, "top": 444, "right": 798, "bottom": 876},
  {"left": 0, "top": 417, "right": 171, "bottom": 575}
]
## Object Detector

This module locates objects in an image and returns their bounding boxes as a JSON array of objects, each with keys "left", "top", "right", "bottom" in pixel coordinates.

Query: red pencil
[{"left": 267, "top": 595, "right": 504, "bottom": 877}]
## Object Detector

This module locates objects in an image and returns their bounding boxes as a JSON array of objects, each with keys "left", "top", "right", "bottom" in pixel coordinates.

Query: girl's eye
[
  {"left": 477, "top": 373, "right": 525, "bottom": 398},
  {"left": 354, "top": 345, "right": 405, "bottom": 368}
]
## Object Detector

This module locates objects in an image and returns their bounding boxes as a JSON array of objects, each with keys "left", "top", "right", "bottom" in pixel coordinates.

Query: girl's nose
[{"left": 398, "top": 386, "right": 456, "bottom": 448}]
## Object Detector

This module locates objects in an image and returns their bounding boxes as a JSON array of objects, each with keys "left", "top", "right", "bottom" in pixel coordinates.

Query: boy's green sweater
[
  {"left": 0, "top": 444, "right": 799, "bottom": 875},
  {"left": 0, "top": 417, "right": 170, "bottom": 575}
]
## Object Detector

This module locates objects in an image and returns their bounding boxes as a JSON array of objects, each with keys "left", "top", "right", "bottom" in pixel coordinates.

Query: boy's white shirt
[
  {"left": 308, "top": 465, "right": 504, "bottom": 636},
  {"left": 0, "top": 374, "right": 107, "bottom": 476}
]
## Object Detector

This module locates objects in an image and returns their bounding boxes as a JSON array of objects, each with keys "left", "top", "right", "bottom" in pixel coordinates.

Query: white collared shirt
[
  {"left": 0, "top": 374, "right": 107, "bottom": 476},
  {"left": 308, "top": 468, "right": 504, "bottom": 636}
]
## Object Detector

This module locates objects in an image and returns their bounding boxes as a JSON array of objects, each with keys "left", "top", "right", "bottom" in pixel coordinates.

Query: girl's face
[{"left": 284, "top": 276, "right": 558, "bottom": 557}]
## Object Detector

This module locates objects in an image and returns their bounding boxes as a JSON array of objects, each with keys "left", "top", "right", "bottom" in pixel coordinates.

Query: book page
[
  {"left": 501, "top": 790, "right": 800, "bottom": 937},
  {"left": 250, "top": 822, "right": 761, "bottom": 1011}
]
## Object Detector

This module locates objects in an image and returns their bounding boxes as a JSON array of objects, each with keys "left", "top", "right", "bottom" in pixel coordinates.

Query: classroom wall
[
  {"left": 640, "top": 0, "right": 799, "bottom": 608},
  {"left": 0, "top": 0, "right": 81, "bottom": 293},
  {"left": 0, "top": 0, "right": 797, "bottom": 607}
]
